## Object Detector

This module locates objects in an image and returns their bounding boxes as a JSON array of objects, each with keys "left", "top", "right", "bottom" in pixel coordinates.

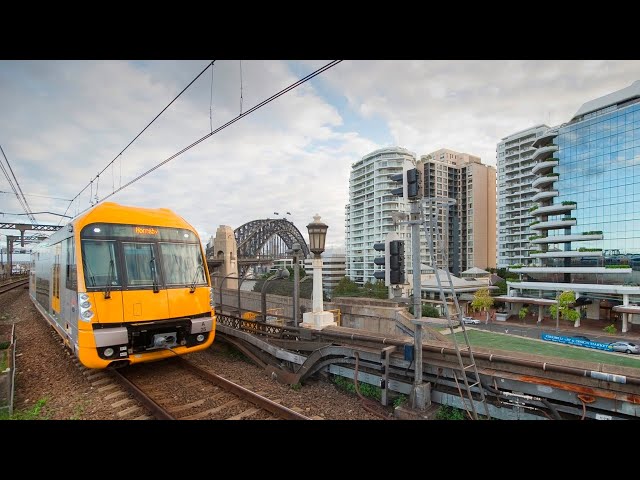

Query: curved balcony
[
  {"left": 531, "top": 129, "right": 559, "bottom": 148},
  {"left": 532, "top": 203, "right": 576, "bottom": 217},
  {"left": 530, "top": 233, "right": 604, "bottom": 244},
  {"left": 531, "top": 144, "right": 558, "bottom": 162},
  {"left": 532, "top": 175, "right": 559, "bottom": 189},
  {"left": 529, "top": 219, "right": 577, "bottom": 231},
  {"left": 532, "top": 190, "right": 558, "bottom": 202},
  {"left": 529, "top": 251, "right": 603, "bottom": 258},
  {"left": 507, "top": 266, "right": 631, "bottom": 274},
  {"left": 532, "top": 159, "right": 559, "bottom": 175}
]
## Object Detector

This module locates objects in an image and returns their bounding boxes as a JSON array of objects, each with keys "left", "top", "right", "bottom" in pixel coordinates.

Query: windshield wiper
[
  {"left": 150, "top": 256, "right": 159, "bottom": 293},
  {"left": 189, "top": 264, "right": 204, "bottom": 293},
  {"left": 82, "top": 256, "right": 96, "bottom": 287},
  {"left": 104, "top": 259, "right": 114, "bottom": 299}
]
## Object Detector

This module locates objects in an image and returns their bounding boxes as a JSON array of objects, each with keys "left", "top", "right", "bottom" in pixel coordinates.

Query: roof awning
[
  {"left": 613, "top": 305, "right": 640, "bottom": 314},
  {"left": 493, "top": 295, "right": 558, "bottom": 306}
]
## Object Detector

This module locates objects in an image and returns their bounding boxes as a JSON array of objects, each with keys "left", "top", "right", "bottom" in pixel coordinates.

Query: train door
[
  {"left": 121, "top": 242, "right": 169, "bottom": 321},
  {"left": 52, "top": 243, "right": 61, "bottom": 315}
]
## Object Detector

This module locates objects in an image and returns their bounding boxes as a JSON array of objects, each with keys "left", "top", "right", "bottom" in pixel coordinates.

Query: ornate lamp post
[{"left": 300, "top": 214, "right": 337, "bottom": 330}]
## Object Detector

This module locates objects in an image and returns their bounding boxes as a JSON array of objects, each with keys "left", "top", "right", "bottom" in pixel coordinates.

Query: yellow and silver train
[{"left": 29, "top": 202, "right": 215, "bottom": 369}]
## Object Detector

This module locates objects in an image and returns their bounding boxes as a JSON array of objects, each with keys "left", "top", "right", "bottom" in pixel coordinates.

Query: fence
[{"left": 0, "top": 324, "right": 16, "bottom": 417}]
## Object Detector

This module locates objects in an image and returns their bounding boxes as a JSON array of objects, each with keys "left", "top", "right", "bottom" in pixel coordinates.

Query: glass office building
[{"left": 506, "top": 81, "right": 640, "bottom": 332}]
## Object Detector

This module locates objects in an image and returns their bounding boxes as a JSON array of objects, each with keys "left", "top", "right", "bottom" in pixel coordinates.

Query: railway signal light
[
  {"left": 389, "top": 240, "right": 405, "bottom": 285},
  {"left": 390, "top": 172, "right": 405, "bottom": 198},
  {"left": 406, "top": 167, "right": 421, "bottom": 200},
  {"left": 373, "top": 240, "right": 389, "bottom": 285},
  {"left": 389, "top": 167, "right": 421, "bottom": 201}
]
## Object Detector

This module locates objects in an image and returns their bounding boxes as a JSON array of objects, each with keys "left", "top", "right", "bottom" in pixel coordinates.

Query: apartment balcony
[
  {"left": 531, "top": 190, "right": 559, "bottom": 202},
  {"left": 532, "top": 175, "right": 559, "bottom": 189},
  {"left": 529, "top": 251, "right": 603, "bottom": 259},
  {"left": 532, "top": 203, "right": 576, "bottom": 216},
  {"left": 532, "top": 159, "right": 559, "bottom": 175},
  {"left": 530, "top": 233, "right": 604, "bottom": 244},
  {"left": 531, "top": 129, "right": 559, "bottom": 148},
  {"left": 529, "top": 219, "right": 577, "bottom": 231},
  {"left": 508, "top": 266, "right": 631, "bottom": 274},
  {"left": 531, "top": 144, "right": 559, "bottom": 162}
]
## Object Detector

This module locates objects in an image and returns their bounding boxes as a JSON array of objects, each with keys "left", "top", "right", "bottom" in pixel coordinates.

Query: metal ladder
[{"left": 420, "top": 197, "right": 489, "bottom": 420}]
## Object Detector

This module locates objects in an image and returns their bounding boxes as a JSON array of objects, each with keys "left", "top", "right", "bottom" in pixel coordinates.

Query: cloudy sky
[{"left": 1, "top": 60, "right": 640, "bottom": 254}]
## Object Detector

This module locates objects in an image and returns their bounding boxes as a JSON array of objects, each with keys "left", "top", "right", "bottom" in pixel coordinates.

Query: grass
[
  {"left": 69, "top": 400, "right": 89, "bottom": 420},
  {"left": 453, "top": 330, "right": 640, "bottom": 369},
  {"left": 332, "top": 374, "right": 382, "bottom": 401},
  {"left": 0, "top": 349, "right": 6, "bottom": 372},
  {"left": 435, "top": 405, "right": 466, "bottom": 420},
  {"left": 393, "top": 394, "right": 407, "bottom": 408},
  {"left": 0, "top": 396, "right": 50, "bottom": 420}
]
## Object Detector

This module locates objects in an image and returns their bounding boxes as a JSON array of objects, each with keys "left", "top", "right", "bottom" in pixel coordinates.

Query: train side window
[{"left": 65, "top": 237, "right": 77, "bottom": 291}]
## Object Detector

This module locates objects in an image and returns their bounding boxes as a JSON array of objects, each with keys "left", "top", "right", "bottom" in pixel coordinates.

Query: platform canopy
[
  {"left": 461, "top": 267, "right": 490, "bottom": 277},
  {"left": 613, "top": 305, "right": 640, "bottom": 314},
  {"left": 493, "top": 295, "right": 558, "bottom": 306}
]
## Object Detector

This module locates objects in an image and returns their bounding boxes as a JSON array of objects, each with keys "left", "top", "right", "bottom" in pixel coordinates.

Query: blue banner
[{"left": 541, "top": 333, "right": 612, "bottom": 351}]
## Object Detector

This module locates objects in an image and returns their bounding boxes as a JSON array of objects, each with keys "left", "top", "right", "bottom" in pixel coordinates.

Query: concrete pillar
[
  {"left": 301, "top": 255, "right": 336, "bottom": 330},
  {"left": 622, "top": 294, "right": 629, "bottom": 333},
  {"left": 537, "top": 307, "right": 543, "bottom": 324},
  {"left": 213, "top": 225, "right": 238, "bottom": 290}
]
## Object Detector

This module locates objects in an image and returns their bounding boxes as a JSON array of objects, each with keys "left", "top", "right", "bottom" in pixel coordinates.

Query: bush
[
  {"left": 603, "top": 324, "right": 617, "bottom": 335},
  {"left": 435, "top": 405, "right": 466, "bottom": 420}
]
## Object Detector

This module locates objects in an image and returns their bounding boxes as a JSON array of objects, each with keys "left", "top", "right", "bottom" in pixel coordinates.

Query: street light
[
  {"left": 307, "top": 214, "right": 328, "bottom": 256},
  {"left": 288, "top": 242, "right": 303, "bottom": 327},
  {"left": 556, "top": 292, "right": 560, "bottom": 335},
  {"left": 300, "top": 214, "right": 336, "bottom": 330}
]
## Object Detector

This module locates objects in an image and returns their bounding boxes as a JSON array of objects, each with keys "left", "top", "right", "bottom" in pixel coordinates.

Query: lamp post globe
[{"left": 306, "top": 214, "right": 328, "bottom": 257}]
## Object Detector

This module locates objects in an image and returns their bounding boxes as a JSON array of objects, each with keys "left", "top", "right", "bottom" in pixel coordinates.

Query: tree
[
  {"left": 332, "top": 276, "right": 361, "bottom": 297},
  {"left": 471, "top": 287, "right": 494, "bottom": 324},
  {"left": 407, "top": 303, "right": 440, "bottom": 318},
  {"left": 495, "top": 280, "right": 508, "bottom": 296},
  {"left": 518, "top": 306, "right": 529, "bottom": 320},
  {"left": 549, "top": 290, "right": 580, "bottom": 327},
  {"left": 285, "top": 265, "right": 306, "bottom": 280}
]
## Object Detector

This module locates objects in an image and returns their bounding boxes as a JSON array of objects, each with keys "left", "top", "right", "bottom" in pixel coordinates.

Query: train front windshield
[{"left": 80, "top": 224, "right": 207, "bottom": 290}]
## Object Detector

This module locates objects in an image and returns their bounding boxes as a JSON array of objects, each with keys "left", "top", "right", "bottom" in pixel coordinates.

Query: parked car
[
  {"left": 571, "top": 335, "right": 591, "bottom": 342},
  {"left": 608, "top": 341, "right": 640, "bottom": 354},
  {"left": 462, "top": 316, "right": 481, "bottom": 325}
]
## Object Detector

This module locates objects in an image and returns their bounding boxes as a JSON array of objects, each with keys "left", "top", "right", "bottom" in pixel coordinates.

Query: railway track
[
  {"left": 110, "top": 357, "right": 312, "bottom": 420},
  {"left": 0, "top": 278, "right": 28, "bottom": 295}
]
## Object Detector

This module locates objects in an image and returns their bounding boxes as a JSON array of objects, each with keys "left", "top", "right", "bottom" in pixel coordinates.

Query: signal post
[{"left": 388, "top": 166, "right": 429, "bottom": 409}]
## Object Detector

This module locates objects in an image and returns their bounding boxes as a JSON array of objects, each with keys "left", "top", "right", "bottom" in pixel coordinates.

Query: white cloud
[{"left": 1, "top": 59, "right": 639, "bottom": 254}]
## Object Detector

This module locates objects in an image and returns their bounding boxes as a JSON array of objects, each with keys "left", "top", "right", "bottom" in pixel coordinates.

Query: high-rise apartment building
[
  {"left": 345, "top": 146, "right": 495, "bottom": 289},
  {"left": 496, "top": 125, "right": 550, "bottom": 268},
  {"left": 418, "top": 148, "right": 496, "bottom": 274},
  {"left": 505, "top": 81, "right": 640, "bottom": 332},
  {"left": 304, "top": 251, "right": 346, "bottom": 297},
  {"left": 345, "top": 147, "right": 415, "bottom": 286}
]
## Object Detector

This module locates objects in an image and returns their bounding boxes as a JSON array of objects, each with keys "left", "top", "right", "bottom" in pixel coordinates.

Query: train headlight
[
  {"left": 196, "top": 334, "right": 205, "bottom": 342},
  {"left": 78, "top": 293, "right": 94, "bottom": 322},
  {"left": 103, "top": 347, "right": 114, "bottom": 357}
]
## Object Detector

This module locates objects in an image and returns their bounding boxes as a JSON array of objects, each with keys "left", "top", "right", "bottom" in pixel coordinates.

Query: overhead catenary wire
[
  {"left": 73, "top": 60, "right": 342, "bottom": 216},
  {"left": 0, "top": 191, "right": 72, "bottom": 202},
  {"left": 59, "top": 60, "right": 216, "bottom": 224},
  {"left": 0, "top": 144, "right": 36, "bottom": 223}
]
